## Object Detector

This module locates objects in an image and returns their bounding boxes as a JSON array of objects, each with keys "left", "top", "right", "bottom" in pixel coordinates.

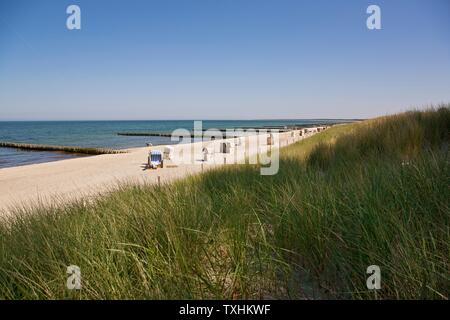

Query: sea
[{"left": 0, "top": 119, "right": 350, "bottom": 169}]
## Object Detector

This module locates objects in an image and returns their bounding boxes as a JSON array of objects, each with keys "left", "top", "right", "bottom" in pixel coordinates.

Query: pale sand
[{"left": 0, "top": 129, "right": 322, "bottom": 216}]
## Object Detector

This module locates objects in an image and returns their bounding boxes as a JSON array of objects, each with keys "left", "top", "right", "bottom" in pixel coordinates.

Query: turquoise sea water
[{"left": 0, "top": 120, "right": 350, "bottom": 168}]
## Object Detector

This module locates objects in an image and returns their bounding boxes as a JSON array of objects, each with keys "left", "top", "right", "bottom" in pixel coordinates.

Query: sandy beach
[{"left": 0, "top": 129, "right": 321, "bottom": 215}]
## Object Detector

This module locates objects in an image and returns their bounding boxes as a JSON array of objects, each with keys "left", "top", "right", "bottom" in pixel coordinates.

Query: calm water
[{"left": 0, "top": 120, "right": 349, "bottom": 168}]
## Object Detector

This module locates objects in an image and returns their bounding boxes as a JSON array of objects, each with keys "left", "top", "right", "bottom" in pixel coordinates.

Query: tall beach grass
[{"left": 0, "top": 106, "right": 448, "bottom": 299}]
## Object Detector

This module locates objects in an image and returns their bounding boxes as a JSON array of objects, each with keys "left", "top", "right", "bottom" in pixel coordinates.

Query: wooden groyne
[
  {"left": 117, "top": 132, "right": 202, "bottom": 137},
  {"left": 117, "top": 128, "right": 294, "bottom": 137},
  {"left": 116, "top": 123, "right": 346, "bottom": 138},
  {"left": 0, "top": 142, "right": 126, "bottom": 155}
]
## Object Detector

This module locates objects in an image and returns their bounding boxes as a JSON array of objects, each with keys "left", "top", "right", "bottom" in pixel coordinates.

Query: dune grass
[
  {"left": 0, "top": 106, "right": 448, "bottom": 299},
  {"left": 0, "top": 142, "right": 125, "bottom": 155}
]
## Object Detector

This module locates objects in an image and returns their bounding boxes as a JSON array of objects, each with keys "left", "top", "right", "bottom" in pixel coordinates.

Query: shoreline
[{"left": 0, "top": 127, "right": 325, "bottom": 215}]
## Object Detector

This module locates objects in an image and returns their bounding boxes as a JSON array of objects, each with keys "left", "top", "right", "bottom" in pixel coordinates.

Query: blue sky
[{"left": 0, "top": 0, "right": 449, "bottom": 120}]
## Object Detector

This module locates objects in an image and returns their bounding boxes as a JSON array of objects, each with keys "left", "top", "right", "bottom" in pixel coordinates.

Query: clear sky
[{"left": 0, "top": 0, "right": 449, "bottom": 120}]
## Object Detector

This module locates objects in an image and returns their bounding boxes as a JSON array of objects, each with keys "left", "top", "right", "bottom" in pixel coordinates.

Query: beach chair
[
  {"left": 163, "top": 146, "right": 174, "bottom": 160},
  {"left": 220, "top": 142, "right": 231, "bottom": 154},
  {"left": 148, "top": 150, "right": 164, "bottom": 169}
]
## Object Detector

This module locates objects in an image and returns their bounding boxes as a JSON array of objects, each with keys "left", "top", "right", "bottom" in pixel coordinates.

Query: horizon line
[{"left": 0, "top": 118, "right": 365, "bottom": 122}]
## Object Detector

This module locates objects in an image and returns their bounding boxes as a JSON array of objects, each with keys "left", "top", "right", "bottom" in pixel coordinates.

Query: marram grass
[{"left": 0, "top": 105, "right": 448, "bottom": 299}]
